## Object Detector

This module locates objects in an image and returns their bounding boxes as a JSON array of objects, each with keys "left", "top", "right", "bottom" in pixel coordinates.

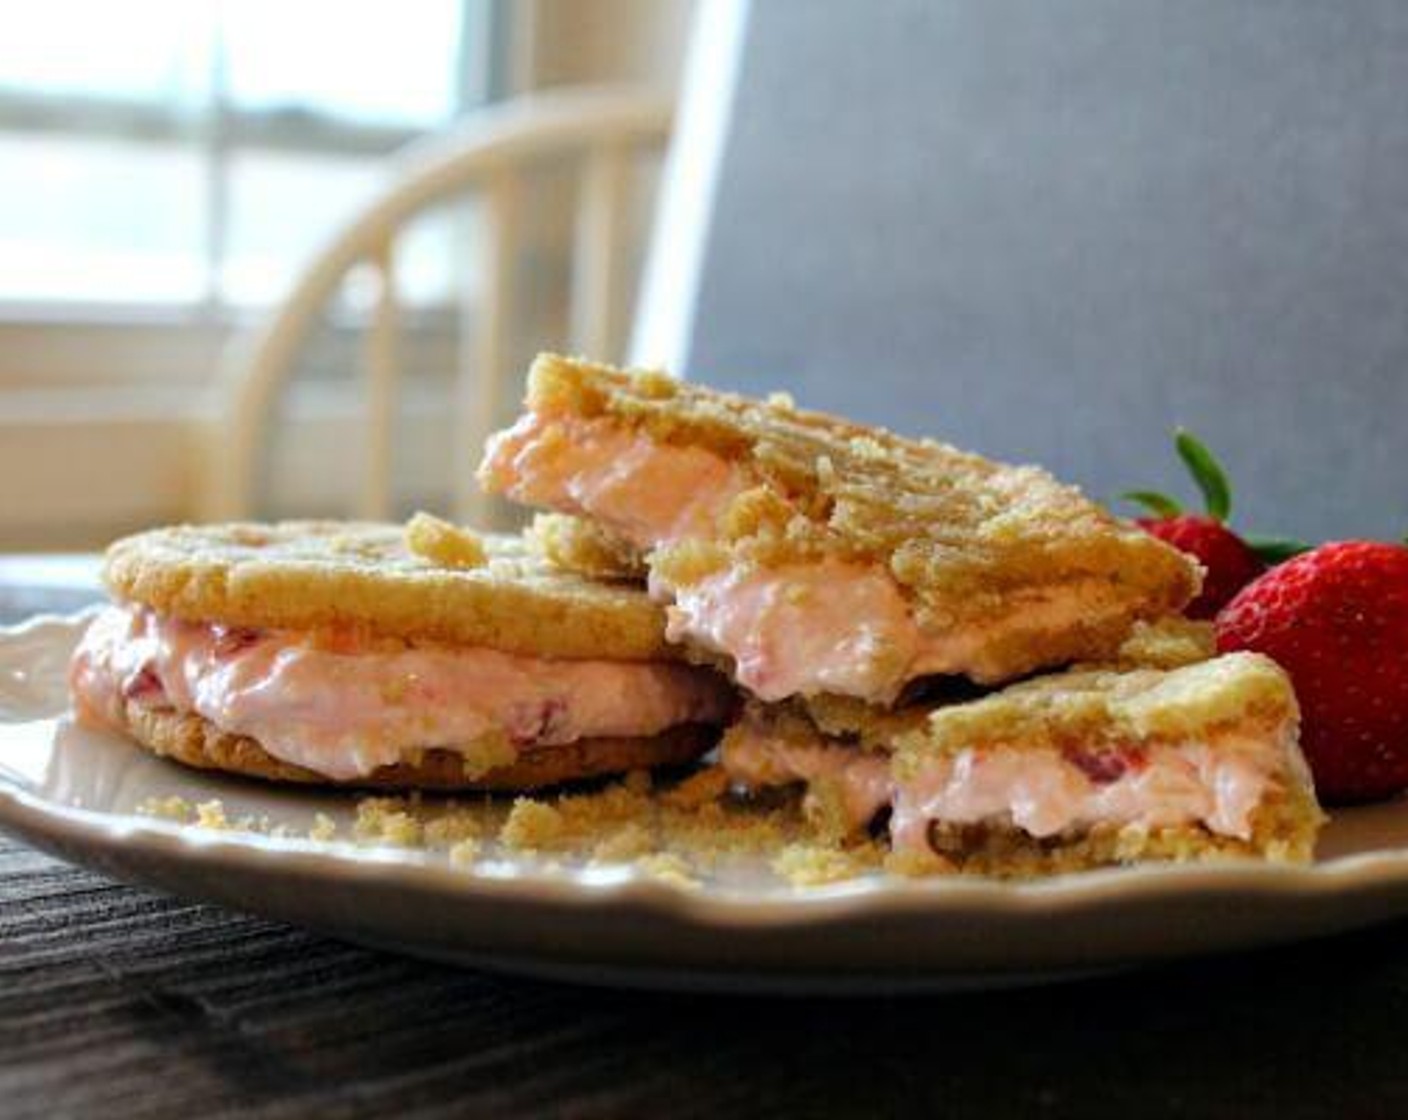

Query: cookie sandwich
[
  {"left": 721, "top": 624, "right": 1323, "bottom": 873},
  {"left": 69, "top": 518, "right": 734, "bottom": 790},
  {"left": 479, "top": 354, "right": 1201, "bottom": 704}
]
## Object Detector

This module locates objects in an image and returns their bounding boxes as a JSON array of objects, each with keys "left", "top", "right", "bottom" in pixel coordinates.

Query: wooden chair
[{"left": 200, "top": 86, "right": 672, "bottom": 525}]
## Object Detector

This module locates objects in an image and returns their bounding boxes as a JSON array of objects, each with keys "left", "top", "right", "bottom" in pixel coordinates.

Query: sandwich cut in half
[
  {"left": 720, "top": 624, "right": 1324, "bottom": 874},
  {"left": 479, "top": 354, "right": 1201, "bottom": 705},
  {"left": 70, "top": 519, "right": 735, "bottom": 790}
]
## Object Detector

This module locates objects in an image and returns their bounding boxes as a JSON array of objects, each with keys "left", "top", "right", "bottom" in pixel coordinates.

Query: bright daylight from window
[{"left": 0, "top": 0, "right": 470, "bottom": 309}]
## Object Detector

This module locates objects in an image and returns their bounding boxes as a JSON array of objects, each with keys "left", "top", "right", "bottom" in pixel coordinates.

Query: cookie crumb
[
  {"left": 772, "top": 842, "right": 882, "bottom": 886},
  {"left": 449, "top": 838, "right": 479, "bottom": 866},
  {"left": 632, "top": 367, "right": 678, "bottom": 399},
  {"left": 635, "top": 852, "right": 698, "bottom": 887},
  {"left": 425, "top": 813, "right": 481, "bottom": 846},
  {"left": 355, "top": 797, "right": 424, "bottom": 846},
  {"left": 592, "top": 822, "right": 654, "bottom": 862},
  {"left": 405, "top": 511, "right": 488, "bottom": 569},
  {"left": 500, "top": 798, "right": 565, "bottom": 850},
  {"left": 195, "top": 800, "right": 230, "bottom": 830},
  {"left": 528, "top": 513, "right": 645, "bottom": 580},
  {"left": 137, "top": 795, "right": 194, "bottom": 822}
]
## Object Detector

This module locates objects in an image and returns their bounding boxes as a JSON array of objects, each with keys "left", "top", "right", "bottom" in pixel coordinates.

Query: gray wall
[{"left": 686, "top": 0, "right": 1408, "bottom": 541}]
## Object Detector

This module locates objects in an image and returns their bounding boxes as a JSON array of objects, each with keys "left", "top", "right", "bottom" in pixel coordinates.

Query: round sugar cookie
[{"left": 103, "top": 521, "right": 674, "bottom": 661}]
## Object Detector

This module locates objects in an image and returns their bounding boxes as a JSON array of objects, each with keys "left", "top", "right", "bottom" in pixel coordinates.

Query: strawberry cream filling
[
  {"left": 721, "top": 719, "right": 1287, "bottom": 847},
  {"left": 480, "top": 411, "right": 752, "bottom": 552},
  {"left": 667, "top": 565, "right": 1120, "bottom": 701},
  {"left": 481, "top": 411, "right": 1125, "bottom": 701},
  {"left": 70, "top": 604, "right": 733, "bottom": 780}
]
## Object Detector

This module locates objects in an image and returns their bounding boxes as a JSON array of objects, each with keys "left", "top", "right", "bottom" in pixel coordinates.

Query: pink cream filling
[
  {"left": 70, "top": 604, "right": 733, "bottom": 780},
  {"left": 483, "top": 411, "right": 1108, "bottom": 702},
  {"left": 666, "top": 564, "right": 1114, "bottom": 702},
  {"left": 667, "top": 561, "right": 928, "bottom": 702},
  {"left": 481, "top": 411, "right": 752, "bottom": 551},
  {"left": 721, "top": 721, "right": 1286, "bottom": 847}
]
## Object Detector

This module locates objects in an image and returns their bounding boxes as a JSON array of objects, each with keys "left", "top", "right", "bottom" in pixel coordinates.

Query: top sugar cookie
[{"left": 103, "top": 520, "right": 676, "bottom": 661}]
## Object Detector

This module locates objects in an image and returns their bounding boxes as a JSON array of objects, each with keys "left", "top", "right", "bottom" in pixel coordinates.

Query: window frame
[{"left": 0, "top": 0, "right": 506, "bottom": 323}]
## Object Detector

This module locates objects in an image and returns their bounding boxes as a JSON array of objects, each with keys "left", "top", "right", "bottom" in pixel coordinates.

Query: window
[{"left": 0, "top": 0, "right": 496, "bottom": 311}]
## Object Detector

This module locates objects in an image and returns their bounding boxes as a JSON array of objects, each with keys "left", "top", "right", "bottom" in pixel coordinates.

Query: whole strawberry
[
  {"left": 1124, "top": 430, "right": 1293, "bottom": 618},
  {"left": 1217, "top": 541, "right": 1408, "bottom": 803}
]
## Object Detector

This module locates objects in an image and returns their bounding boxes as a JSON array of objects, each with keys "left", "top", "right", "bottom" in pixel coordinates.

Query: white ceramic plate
[{"left": 6, "top": 612, "right": 1408, "bottom": 993}]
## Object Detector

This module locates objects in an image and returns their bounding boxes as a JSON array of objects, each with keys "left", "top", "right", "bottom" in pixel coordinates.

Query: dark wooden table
[{"left": 4, "top": 565, "right": 1408, "bottom": 1118}]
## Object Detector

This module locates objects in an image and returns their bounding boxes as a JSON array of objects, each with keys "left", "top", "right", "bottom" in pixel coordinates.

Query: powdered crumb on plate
[
  {"left": 591, "top": 821, "right": 654, "bottom": 862},
  {"left": 424, "top": 812, "right": 481, "bottom": 846},
  {"left": 449, "top": 837, "right": 479, "bottom": 866},
  {"left": 137, "top": 795, "right": 194, "bottom": 822},
  {"left": 195, "top": 800, "right": 229, "bottom": 830},
  {"left": 772, "top": 841, "right": 886, "bottom": 886},
  {"left": 126, "top": 765, "right": 890, "bottom": 888},
  {"left": 354, "top": 798, "right": 424, "bottom": 847},
  {"left": 635, "top": 852, "right": 699, "bottom": 887},
  {"left": 500, "top": 798, "right": 566, "bottom": 851}
]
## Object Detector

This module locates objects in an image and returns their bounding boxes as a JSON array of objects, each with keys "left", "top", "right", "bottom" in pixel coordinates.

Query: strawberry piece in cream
[{"left": 70, "top": 604, "right": 733, "bottom": 780}]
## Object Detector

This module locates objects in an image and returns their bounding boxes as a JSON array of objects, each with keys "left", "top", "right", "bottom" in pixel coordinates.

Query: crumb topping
[
  {"left": 405, "top": 511, "right": 488, "bottom": 569},
  {"left": 528, "top": 512, "right": 646, "bottom": 581}
]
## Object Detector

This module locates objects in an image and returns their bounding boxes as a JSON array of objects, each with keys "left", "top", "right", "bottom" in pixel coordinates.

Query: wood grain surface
[{"left": 5, "top": 583, "right": 1408, "bottom": 1117}]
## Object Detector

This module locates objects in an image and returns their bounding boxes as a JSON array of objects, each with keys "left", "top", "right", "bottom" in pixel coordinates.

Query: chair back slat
[
  {"left": 454, "top": 172, "right": 520, "bottom": 524},
  {"left": 571, "top": 143, "right": 632, "bottom": 362},
  {"left": 358, "top": 237, "right": 401, "bottom": 520}
]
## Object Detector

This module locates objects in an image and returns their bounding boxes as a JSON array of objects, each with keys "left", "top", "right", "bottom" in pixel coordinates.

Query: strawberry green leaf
[
  {"left": 1245, "top": 535, "right": 1311, "bottom": 564},
  {"left": 1174, "top": 428, "right": 1232, "bottom": 521},
  {"left": 1121, "top": 490, "right": 1184, "bottom": 518}
]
